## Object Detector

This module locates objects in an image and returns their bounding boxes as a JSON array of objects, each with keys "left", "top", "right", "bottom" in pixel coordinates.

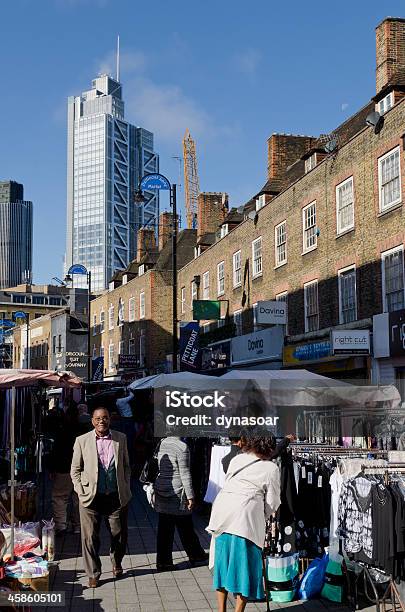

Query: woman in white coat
[{"left": 207, "top": 436, "right": 281, "bottom": 612}]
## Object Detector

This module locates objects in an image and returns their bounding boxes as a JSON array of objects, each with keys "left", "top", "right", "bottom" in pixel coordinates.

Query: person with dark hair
[
  {"left": 70, "top": 406, "right": 131, "bottom": 588},
  {"left": 207, "top": 436, "right": 281, "bottom": 612},
  {"left": 221, "top": 435, "right": 246, "bottom": 474}
]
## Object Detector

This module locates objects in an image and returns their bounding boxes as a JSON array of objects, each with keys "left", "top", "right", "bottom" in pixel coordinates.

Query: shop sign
[
  {"left": 180, "top": 321, "right": 201, "bottom": 371},
  {"left": 231, "top": 327, "right": 283, "bottom": 365},
  {"left": 373, "top": 310, "right": 405, "bottom": 358},
  {"left": 331, "top": 330, "right": 370, "bottom": 355},
  {"left": 283, "top": 340, "right": 331, "bottom": 365},
  {"left": 118, "top": 354, "right": 138, "bottom": 370},
  {"left": 192, "top": 300, "right": 221, "bottom": 320},
  {"left": 389, "top": 309, "right": 405, "bottom": 357},
  {"left": 92, "top": 357, "right": 104, "bottom": 381},
  {"left": 256, "top": 300, "right": 287, "bottom": 325},
  {"left": 65, "top": 351, "right": 87, "bottom": 370}
]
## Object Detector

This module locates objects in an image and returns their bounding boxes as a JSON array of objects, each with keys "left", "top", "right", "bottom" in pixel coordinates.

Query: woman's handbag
[{"left": 139, "top": 440, "right": 161, "bottom": 485}]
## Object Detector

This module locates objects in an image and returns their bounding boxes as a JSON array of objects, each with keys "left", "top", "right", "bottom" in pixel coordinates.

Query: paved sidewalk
[{"left": 37, "top": 484, "right": 381, "bottom": 612}]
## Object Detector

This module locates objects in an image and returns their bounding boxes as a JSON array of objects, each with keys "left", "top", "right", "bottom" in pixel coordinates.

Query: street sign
[
  {"left": 13, "top": 311, "right": 27, "bottom": 321},
  {"left": 140, "top": 174, "right": 170, "bottom": 191},
  {"left": 192, "top": 300, "right": 221, "bottom": 320},
  {"left": 68, "top": 264, "right": 88, "bottom": 275}
]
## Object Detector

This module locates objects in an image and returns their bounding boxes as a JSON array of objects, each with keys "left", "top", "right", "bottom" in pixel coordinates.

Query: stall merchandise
[{"left": 0, "top": 370, "right": 80, "bottom": 564}]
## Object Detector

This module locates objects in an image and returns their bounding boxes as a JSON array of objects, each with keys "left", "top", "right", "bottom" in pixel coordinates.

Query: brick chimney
[
  {"left": 376, "top": 18, "right": 405, "bottom": 94},
  {"left": 158, "top": 211, "right": 179, "bottom": 251},
  {"left": 197, "top": 192, "right": 228, "bottom": 240},
  {"left": 267, "top": 134, "right": 314, "bottom": 180},
  {"left": 137, "top": 227, "right": 156, "bottom": 261}
]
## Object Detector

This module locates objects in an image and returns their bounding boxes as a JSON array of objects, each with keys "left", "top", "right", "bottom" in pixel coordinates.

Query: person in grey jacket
[{"left": 154, "top": 436, "right": 208, "bottom": 571}]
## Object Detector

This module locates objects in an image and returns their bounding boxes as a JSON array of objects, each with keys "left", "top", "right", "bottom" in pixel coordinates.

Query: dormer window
[
  {"left": 108, "top": 281, "right": 115, "bottom": 292},
  {"left": 378, "top": 92, "right": 393, "bottom": 115},
  {"left": 138, "top": 264, "right": 145, "bottom": 276},
  {"left": 305, "top": 153, "right": 317, "bottom": 174},
  {"left": 194, "top": 245, "right": 201, "bottom": 258},
  {"left": 122, "top": 274, "right": 128, "bottom": 285},
  {"left": 220, "top": 224, "right": 229, "bottom": 238},
  {"left": 256, "top": 194, "right": 266, "bottom": 211}
]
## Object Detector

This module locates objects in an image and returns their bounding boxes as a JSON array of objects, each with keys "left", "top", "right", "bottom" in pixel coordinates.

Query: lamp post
[
  {"left": 64, "top": 264, "right": 92, "bottom": 381},
  {"left": 134, "top": 173, "right": 178, "bottom": 372}
]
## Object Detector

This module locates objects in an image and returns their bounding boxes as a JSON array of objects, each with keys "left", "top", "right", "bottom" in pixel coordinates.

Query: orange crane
[{"left": 182, "top": 129, "right": 200, "bottom": 229}]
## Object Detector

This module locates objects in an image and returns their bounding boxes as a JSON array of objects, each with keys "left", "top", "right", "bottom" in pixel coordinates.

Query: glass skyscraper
[{"left": 65, "top": 74, "right": 159, "bottom": 291}]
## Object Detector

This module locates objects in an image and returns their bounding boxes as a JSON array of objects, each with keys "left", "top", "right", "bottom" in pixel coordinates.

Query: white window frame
[
  {"left": 305, "top": 153, "right": 317, "bottom": 174},
  {"left": 100, "top": 310, "right": 105, "bottom": 333},
  {"left": 233, "top": 309, "right": 243, "bottom": 336},
  {"left": 118, "top": 298, "right": 124, "bottom": 326},
  {"left": 336, "top": 176, "right": 354, "bottom": 235},
  {"left": 139, "top": 291, "right": 145, "bottom": 319},
  {"left": 381, "top": 245, "right": 405, "bottom": 313},
  {"left": 108, "top": 342, "right": 115, "bottom": 372},
  {"left": 92, "top": 314, "right": 97, "bottom": 336},
  {"left": 220, "top": 224, "right": 229, "bottom": 238},
  {"left": 119, "top": 340, "right": 125, "bottom": 355},
  {"left": 252, "top": 237, "right": 263, "bottom": 278},
  {"left": 138, "top": 264, "right": 145, "bottom": 276},
  {"left": 302, "top": 201, "right": 317, "bottom": 253},
  {"left": 202, "top": 271, "right": 210, "bottom": 299},
  {"left": 181, "top": 287, "right": 186, "bottom": 314},
  {"left": 378, "top": 92, "right": 393, "bottom": 115},
  {"left": 129, "top": 337, "right": 135, "bottom": 355},
  {"left": 256, "top": 194, "right": 266, "bottom": 211},
  {"left": 338, "top": 265, "right": 357, "bottom": 324},
  {"left": 276, "top": 291, "right": 288, "bottom": 335},
  {"left": 378, "top": 146, "right": 402, "bottom": 212},
  {"left": 217, "top": 261, "right": 225, "bottom": 296},
  {"left": 304, "top": 280, "right": 319, "bottom": 332},
  {"left": 128, "top": 297, "right": 135, "bottom": 322},
  {"left": 233, "top": 250, "right": 242, "bottom": 287},
  {"left": 92, "top": 346, "right": 97, "bottom": 359},
  {"left": 100, "top": 345, "right": 104, "bottom": 358},
  {"left": 139, "top": 331, "right": 146, "bottom": 367},
  {"left": 108, "top": 304, "right": 114, "bottom": 330},
  {"left": 275, "top": 221, "right": 287, "bottom": 266},
  {"left": 217, "top": 315, "right": 225, "bottom": 328},
  {"left": 191, "top": 280, "right": 198, "bottom": 303}
]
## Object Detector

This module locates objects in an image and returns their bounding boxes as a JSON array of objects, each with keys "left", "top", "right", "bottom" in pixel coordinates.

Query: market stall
[{"left": 0, "top": 369, "right": 81, "bottom": 572}]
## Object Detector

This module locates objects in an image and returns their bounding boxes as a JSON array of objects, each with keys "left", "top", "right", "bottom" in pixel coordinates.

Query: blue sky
[{"left": 1, "top": 0, "right": 404, "bottom": 284}]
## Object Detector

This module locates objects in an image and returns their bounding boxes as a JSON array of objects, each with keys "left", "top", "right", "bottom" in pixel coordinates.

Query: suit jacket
[{"left": 70, "top": 429, "right": 132, "bottom": 508}]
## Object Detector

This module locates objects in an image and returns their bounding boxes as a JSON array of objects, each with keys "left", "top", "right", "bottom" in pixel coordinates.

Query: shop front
[
  {"left": 283, "top": 330, "right": 371, "bottom": 382},
  {"left": 230, "top": 326, "right": 284, "bottom": 370},
  {"left": 373, "top": 309, "right": 405, "bottom": 399}
]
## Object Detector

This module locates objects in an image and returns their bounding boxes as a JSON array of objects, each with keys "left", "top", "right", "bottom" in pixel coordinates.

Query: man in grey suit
[{"left": 70, "top": 407, "right": 132, "bottom": 588}]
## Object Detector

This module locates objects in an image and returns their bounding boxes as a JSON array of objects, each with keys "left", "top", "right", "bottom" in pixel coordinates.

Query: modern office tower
[
  {"left": 65, "top": 74, "right": 159, "bottom": 291},
  {"left": 0, "top": 181, "right": 32, "bottom": 289}
]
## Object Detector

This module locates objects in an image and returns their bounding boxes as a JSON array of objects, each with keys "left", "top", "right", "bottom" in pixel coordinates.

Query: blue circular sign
[
  {"left": 140, "top": 173, "right": 170, "bottom": 191},
  {"left": 68, "top": 264, "right": 88, "bottom": 275},
  {"left": 12, "top": 311, "right": 27, "bottom": 321}
]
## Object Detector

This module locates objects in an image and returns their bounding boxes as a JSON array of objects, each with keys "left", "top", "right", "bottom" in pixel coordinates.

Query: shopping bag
[
  {"left": 139, "top": 440, "right": 161, "bottom": 484},
  {"left": 321, "top": 551, "right": 345, "bottom": 603},
  {"left": 266, "top": 553, "right": 299, "bottom": 603},
  {"left": 299, "top": 553, "right": 328, "bottom": 600}
]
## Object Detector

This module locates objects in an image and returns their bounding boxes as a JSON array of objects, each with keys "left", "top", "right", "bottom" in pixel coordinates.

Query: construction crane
[{"left": 183, "top": 129, "right": 200, "bottom": 229}]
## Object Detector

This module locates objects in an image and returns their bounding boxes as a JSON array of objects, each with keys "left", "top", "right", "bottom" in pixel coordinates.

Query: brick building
[
  {"left": 177, "top": 17, "right": 405, "bottom": 383},
  {"left": 89, "top": 212, "right": 196, "bottom": 380}
]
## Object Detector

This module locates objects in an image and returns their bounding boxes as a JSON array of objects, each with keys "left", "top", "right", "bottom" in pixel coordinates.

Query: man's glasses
[{"left": 93, "top": 417, "right": 109, "bottom": 422}]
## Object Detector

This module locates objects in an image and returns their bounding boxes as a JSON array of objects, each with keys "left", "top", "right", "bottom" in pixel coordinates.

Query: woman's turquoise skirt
[{"left": 213, "top": 533, "right": 264, "bottom": 600}]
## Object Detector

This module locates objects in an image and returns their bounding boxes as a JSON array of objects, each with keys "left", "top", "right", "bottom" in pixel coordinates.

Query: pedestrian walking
[
  {"left": 70, "top": 406, "right": 132, "bottom": 588},
  {"left": 154, "top": 436, "right": 208, "bottom": 571},
  {"left": 207, "top": 436, "right": 281, "bottom": 612}
]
